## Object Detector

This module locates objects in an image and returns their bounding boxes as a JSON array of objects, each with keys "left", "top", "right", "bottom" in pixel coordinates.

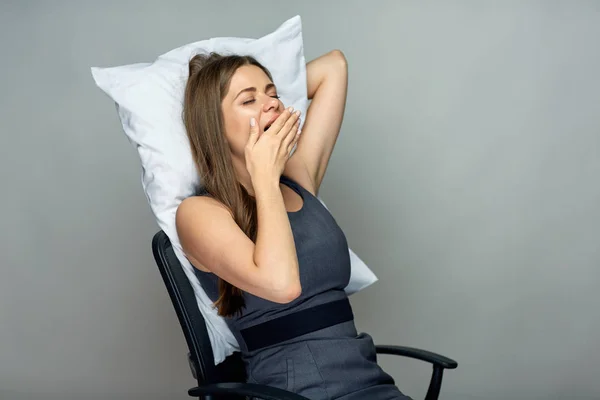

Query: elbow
[
  {"left": 286, "top": 282, "right": 302, "bottom": 302},
  {"left": 271, "top": 281, "right": 302, "bottom": 304},
  {"left": 329, "top": 49, "right": 347, "bottom": 69}
]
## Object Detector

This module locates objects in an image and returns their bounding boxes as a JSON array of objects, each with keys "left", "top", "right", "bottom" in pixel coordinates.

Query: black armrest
[
  {"left": 376, "top": 345, "right": 458, "bottom": 400},
  {"left": 188, "top": 382, "right": 310, "bottom": 400},
  {"left": 376, "top": 345, "right": 458, "bottom": 369}
]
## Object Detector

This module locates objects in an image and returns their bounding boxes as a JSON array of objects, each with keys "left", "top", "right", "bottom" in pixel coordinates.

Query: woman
[{"left": 176, "top": 50, "right": 411, "bottom": 399}]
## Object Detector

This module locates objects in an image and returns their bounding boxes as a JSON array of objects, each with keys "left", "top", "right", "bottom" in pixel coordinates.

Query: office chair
[{"left": 152, "top": 230, "right": 458, "bottom": 400}]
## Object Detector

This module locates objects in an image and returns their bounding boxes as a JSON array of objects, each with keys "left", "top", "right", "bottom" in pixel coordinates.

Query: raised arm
[{"left": 294, "top": 50, "right": 348, "bottom": 195}]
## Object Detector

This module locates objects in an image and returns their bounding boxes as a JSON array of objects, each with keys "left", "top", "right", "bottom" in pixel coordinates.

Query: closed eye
[{"left": 242, "top": 95, "right": 280, "bottom": 106}]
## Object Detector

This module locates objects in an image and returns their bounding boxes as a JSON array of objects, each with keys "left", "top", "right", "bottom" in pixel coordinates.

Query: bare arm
[
  {"left": 176, "top": 179, "right": 300, "bottom": 304},
  {"left": 252, "top": 177, "right": 300, "bottom": 298},
  {"left": 294, "top": 50, "right": 348, "bottom": 194}
]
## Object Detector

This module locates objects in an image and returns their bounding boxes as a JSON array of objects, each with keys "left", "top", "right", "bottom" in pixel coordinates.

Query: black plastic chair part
[{"left": 151, "top": 230, "right": 458, "bottom": 400}]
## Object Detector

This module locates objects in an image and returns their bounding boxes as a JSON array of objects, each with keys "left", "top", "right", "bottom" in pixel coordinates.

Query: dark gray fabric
[{"left": 195, "top": 175, "right": 411, "bottom": 399}]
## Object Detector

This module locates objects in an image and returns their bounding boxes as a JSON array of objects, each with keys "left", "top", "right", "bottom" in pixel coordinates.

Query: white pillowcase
[{"left": 91, "top": 15, "right": 378, "bottom": 365}]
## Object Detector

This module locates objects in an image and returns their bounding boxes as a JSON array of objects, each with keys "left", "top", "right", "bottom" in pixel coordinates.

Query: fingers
[
  {"left": 291, "top": 134, "right": 302, "bottom": 158},
  {"left": 247, "top": 109, "right": 262, "bottom": 147},
  {"left": 266, "top": 107, "right": 292, "bottom": 135},
  {"left": 247, "top": 117, "right": 259, "bottom": 147},
  {"left": 280, "top": 109, "right": 301, "bottom": 137},
  {"left": 266, "top": 106, "right": 300, "bottom": 136},
  {"left": 286, "top": 128, "right": 301, "bottom": 159},
  {"left": 283, "top": 117, "right": 301, "bottom": 149}
]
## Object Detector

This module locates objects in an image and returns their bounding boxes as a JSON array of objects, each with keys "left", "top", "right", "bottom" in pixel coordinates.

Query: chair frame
[{"left": 151, "top": 230, "right": 457, "bottom": 400}]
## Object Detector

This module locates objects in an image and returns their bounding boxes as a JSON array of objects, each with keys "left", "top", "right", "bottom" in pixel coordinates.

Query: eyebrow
[{"left": 234, "top": 83, "right": 277, "bottom": 100}]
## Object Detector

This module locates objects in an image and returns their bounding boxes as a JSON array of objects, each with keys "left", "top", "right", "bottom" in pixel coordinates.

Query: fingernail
[
  {"left": 250, "top": 118, "right": 256, "bottom": 126},
  {"left": 295, "top": 110, "right": 301, "bottom": 116},
  {"left": 298, "top": 129, "right": 302, "bottom": 135},
  {"left": 288, "top": 106, "right": 294, "bottom": 112}
]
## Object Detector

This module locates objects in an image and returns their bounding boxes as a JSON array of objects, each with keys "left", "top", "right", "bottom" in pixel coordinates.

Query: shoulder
[
  {"left": 177, "top": 194, "right": 232, "bottom": 218},
  {"left": 176, "top": 195, "right": 233, "bottom": 273}
]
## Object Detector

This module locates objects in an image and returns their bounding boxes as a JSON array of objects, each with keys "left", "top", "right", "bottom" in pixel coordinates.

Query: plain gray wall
[{"left": 1, "top": 1, "right": 599, "bottom": 399}]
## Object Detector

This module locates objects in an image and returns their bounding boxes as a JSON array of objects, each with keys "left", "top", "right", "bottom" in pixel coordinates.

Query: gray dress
[{"left": 195, "top": 175, "right": 411, "bottom": 400}]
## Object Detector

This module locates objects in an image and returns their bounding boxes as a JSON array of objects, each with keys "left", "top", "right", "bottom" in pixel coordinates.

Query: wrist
[{"left": 252, "top": 175, "right": 280, "bottom": 193}]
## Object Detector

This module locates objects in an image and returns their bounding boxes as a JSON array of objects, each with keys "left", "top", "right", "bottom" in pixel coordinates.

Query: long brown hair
[{"left": 182, "top": 52, "right": 274, "bottom": 317}]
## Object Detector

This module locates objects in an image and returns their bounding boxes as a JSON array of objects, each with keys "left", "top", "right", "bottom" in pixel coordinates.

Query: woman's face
[{"left": 221, "top": 65, "right": 285, "bottom": 157}]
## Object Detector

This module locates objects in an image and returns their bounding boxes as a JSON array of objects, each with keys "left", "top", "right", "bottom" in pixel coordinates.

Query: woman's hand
[{"left": 245, "top": 106, "right": 301, "bottom": 186}]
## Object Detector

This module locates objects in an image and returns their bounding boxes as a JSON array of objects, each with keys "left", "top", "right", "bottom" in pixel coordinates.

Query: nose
[{"left": 262, "top": 94, "right": 279, "bottom": 112}]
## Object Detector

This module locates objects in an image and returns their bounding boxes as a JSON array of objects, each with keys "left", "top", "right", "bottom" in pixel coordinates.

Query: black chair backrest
[{"left": 151, "top": 230, "right": 246, "bottom": 385}]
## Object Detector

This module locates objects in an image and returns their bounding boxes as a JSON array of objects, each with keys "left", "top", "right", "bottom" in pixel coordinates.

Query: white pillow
[{"left": 91, "top": 15, "right": 377, "bottom": 365}]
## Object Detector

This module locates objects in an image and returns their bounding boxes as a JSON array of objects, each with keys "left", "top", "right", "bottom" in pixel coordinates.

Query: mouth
[{"left": 264, "top": 114, "right": 280, "bottom": 132}]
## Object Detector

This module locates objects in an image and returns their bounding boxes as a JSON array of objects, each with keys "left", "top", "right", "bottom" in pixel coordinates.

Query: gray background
[{"left": 1, "top": 1, "right": 599, "bottom": 399}]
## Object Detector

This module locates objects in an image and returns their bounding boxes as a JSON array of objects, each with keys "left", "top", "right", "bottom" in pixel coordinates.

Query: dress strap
[{"left": 279, "top": 174, "right": 304, "bottom": 195}]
